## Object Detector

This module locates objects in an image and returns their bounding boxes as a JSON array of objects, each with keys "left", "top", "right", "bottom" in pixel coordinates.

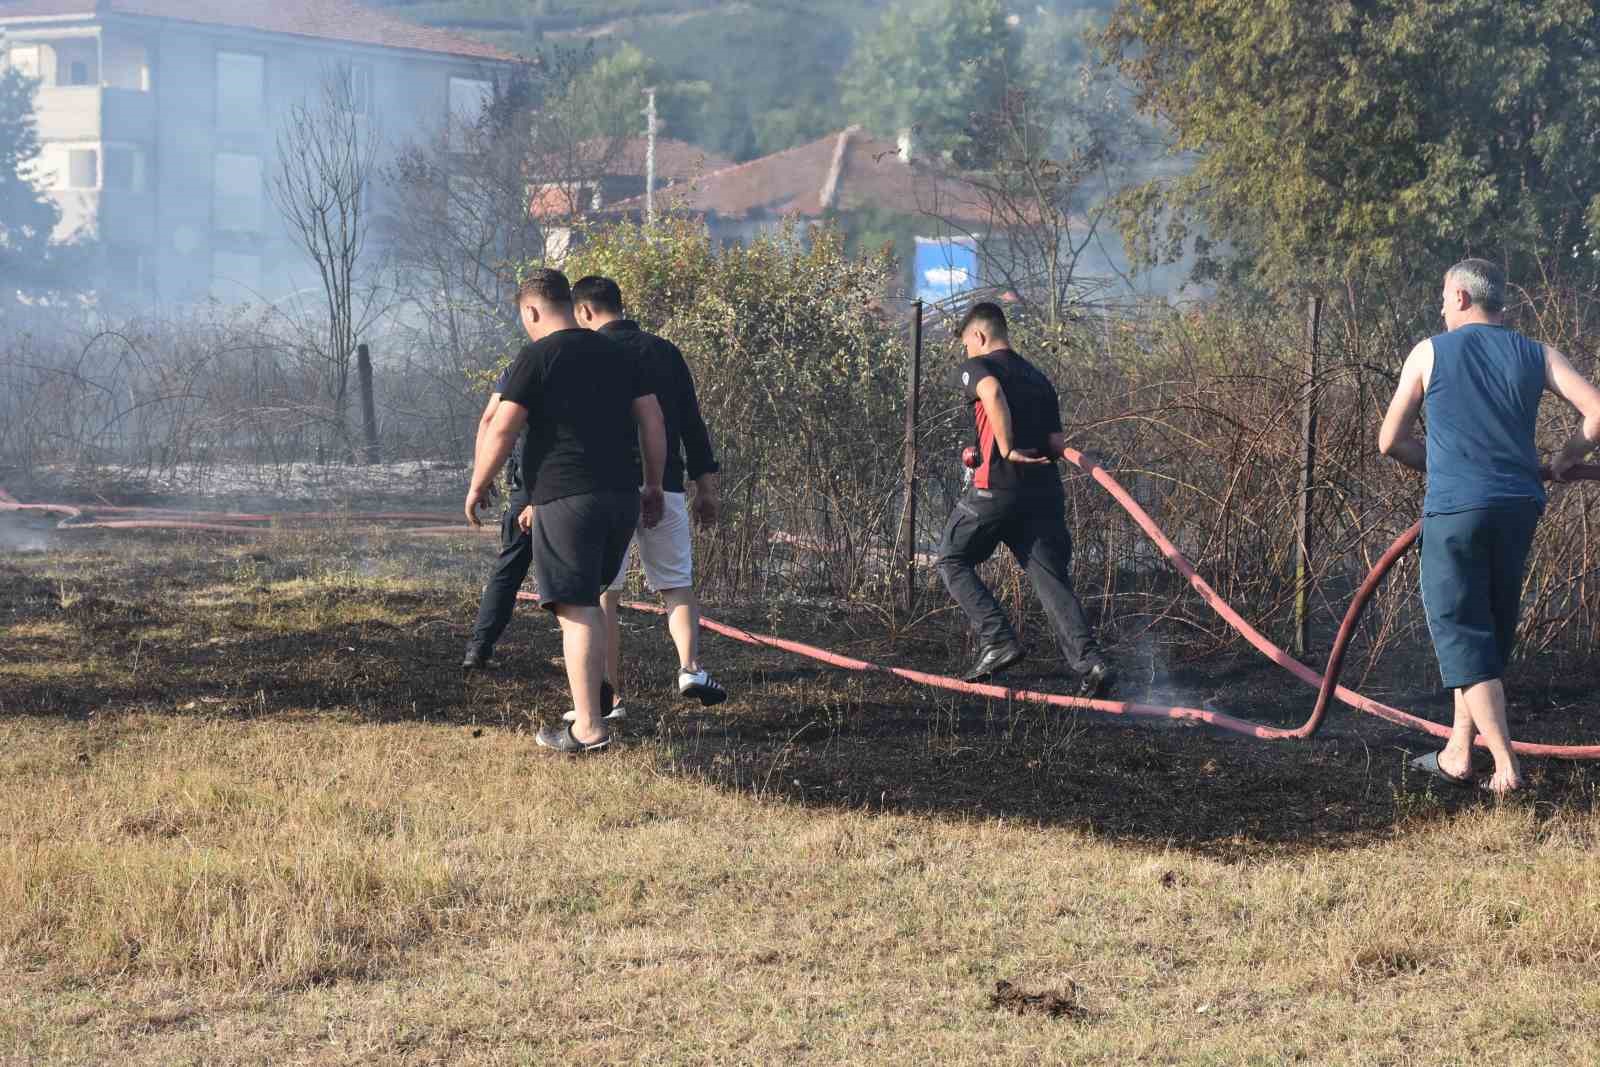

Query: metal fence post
[
  {"left": 1294, "top": 295, "right": 1322, "bottom": 656},
  {"left": 900, "top": 299, "right": 924, "bottom": 614}
]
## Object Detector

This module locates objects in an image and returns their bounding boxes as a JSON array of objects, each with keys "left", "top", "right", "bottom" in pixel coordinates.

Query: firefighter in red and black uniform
[{"left": 935, "top": 301, "right": 1115, "bottom": 697}]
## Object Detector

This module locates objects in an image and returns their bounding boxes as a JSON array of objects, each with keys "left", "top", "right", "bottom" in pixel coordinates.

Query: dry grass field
[{"left": 5, "top": 529, "right": 1600, "bottom": 1065}]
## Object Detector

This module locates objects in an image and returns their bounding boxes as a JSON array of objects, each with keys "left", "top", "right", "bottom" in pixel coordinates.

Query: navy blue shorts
[{"left": 1419, "top": 501, "right": 1541, "bottom": 690}]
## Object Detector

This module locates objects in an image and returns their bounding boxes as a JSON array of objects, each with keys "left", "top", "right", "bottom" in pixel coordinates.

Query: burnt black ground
[{"left": 5, "top": 515, "right": 1600, "bottom": 861}]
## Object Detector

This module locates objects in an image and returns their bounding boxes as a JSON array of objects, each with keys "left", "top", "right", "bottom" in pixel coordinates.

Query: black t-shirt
[
  {"left": 598, "top": 320, "right": 720, "bottom": 494},
  {"left": 952, "top": 349, "right": 1063, "bottom": 493},
  {"left": 500, "top": 329, "right": 654, "bottom": 506}
]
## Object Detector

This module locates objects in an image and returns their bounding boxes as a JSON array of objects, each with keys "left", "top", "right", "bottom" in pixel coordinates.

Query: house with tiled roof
[
  {"left": 607, "top": 126, "right": 1003, "bottom": 234},
  {"left": 527, "top": 136, "right": 734, "bottom": 222},
  {"left": 601, "top": 126, "right": 1060, "bottom": 303},
  {"left": 0, "top": 0, "right": 519, "bottom": 303}
]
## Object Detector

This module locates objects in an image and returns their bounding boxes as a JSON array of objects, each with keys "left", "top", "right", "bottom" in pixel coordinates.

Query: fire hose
[
  {"left": 7, "top": 453, "right": 1600, "bottom": 756},
  {"left": 548, "top": 450, "right": 1600, "bottom": 759}
]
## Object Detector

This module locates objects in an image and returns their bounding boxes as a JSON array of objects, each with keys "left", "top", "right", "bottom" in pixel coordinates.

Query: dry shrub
[{"left": 562, "top": 218, "right": 908, "bottom": 599}]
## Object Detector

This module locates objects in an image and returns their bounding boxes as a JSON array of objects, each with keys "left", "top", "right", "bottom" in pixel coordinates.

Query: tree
[
  {"left": 271, "top": 67, "right": 384, "bottom": 460},
  {"left": 382, "top": 51, "right": 636, "bottom": 455},
  {"left": 559, "top": 44, "right": 708, "bottom": 145},
  {"left": 841, "top": 0, "right": 1017, "bottom": 164},
  {"left": 908, "top": 7, "right": 1152, "bottom": 322},
  {"left": 1106, "top": 0, "right": 1600, "bottom": 300},
  {"left": 0, "top": 66, "right": 68, "bottom": 302}
]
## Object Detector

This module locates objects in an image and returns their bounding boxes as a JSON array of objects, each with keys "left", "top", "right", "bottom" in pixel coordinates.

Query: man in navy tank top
[{"left": 1379, "top": 259, "right": 1600, "bottom": 793}]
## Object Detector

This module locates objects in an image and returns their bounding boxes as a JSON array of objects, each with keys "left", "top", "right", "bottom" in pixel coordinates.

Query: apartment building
[{"left": 0, "top": 0, "right": 517, "bottom": 305}]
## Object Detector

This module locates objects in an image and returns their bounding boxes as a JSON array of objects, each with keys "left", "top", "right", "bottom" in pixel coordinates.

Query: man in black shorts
[
  {"left": 466, "top": 269, "right": 667, "bottom": 753},
  {"left": 935, "top": 301, "right": 1114, "bottom": 697},
  {"left": 461, "top": 366, "right": 531, "bottom": 670}
]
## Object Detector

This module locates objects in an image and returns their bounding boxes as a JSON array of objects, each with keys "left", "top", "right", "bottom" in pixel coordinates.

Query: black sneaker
[
  {"left": 536, "top": 723, "right": 612, "bottom": 754},
  {"left": 1076, "top": 662, "right": 1115, "bottom": 699},
  {"left": 962, "top": 642, "right": 1026, "bottom": 683},
  {"left": 462, "top": 645, "right": 491, "bottom": 670}
]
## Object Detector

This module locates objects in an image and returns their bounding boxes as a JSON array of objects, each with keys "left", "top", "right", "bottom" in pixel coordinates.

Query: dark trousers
[
  {"left": 470, "top": 490, "right": 532, "bottom": 652},
  {"left": 935, "top": 487, "right": 1103, "bottom": 673}
]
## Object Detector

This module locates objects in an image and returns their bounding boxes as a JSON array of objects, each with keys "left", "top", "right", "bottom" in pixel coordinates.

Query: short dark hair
[
  {"left": 1447, "top": 258, "right": 1507, "bottom": 315},
  {"left": 959, "top": 301, "right": 1008, "bottom": 339},
  {"left": 516, "top": 268, "right": 572, "bottom": 308},
  {"left": 571, "top": 275, "right": 623, "bottom": 315}
]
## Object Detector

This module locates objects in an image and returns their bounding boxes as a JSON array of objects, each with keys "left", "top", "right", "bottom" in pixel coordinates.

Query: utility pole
[{"left": 643, "top": 87, "right": 658, "bottom": 225}]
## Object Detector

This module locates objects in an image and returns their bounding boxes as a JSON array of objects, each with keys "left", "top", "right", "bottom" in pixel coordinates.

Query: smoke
[{"left": 0, "top": 512, "right": 54, "bottom": 553}]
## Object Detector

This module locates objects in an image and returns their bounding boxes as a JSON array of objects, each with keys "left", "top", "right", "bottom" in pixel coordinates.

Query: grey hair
[{"left": 1446, "top": 258, "right": 1507, "bottom": 314}]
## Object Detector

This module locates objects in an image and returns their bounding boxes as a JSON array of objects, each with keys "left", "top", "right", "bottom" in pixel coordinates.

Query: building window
[
  {"left": 339, "top": 63, "right": 372, "bottom": 117},
  {"left": 34, "top": 143, "right": 101, "bottom": 190},
  {"left": 216, "top": 52, "right": 264, "bottom": 132},
  {"left": 104, "top": 39, "right": 149, "bottom": 92},
  {"left": 67, "top": 148, "right": 98, "bottom": 189},
  {"left": 103, "top": 146, "right": 146, "bottom": 192},
  {"left": 8, "top": 45, "right": 40, "bottom": 79},
  {"left": 107, "top": 245, "right": 153, "bottom": 298},
  {"left": 448, "top": 76, "right": 492, "bottom": 152},
  {"left": 53, "top": 40, "right": 98, "bottom": 86},
  {"left": 213, "top": 152, "right": 262, "bottom": 232},
  {"left": 211, "top": 251, "right": 262, "bottom": 304}
]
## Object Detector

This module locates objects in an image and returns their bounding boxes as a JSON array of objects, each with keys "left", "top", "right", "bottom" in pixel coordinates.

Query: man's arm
[
  {"left": 633, "top": 393, "right": 667, "bottom": 528},
  {"left": 674, "top": 354, "right": 721, "bottom": 522},
  {"left": 474, "top": 392, "right": 501, "bottom": 453},
  {"left": 465, "top": 400, "right": 528, "bottom": 525},
  {"left": 1378, "top": 340, "right": 1432, "bottom": 473},
  {"left": 975, "top": 377, "right": 1051, "bottom": 465},
  {"left": 1546, "top": 345, "right": 1600, "bottom": 479},
  {"left": 677, "top": 357, "right": 719, "bottom": 481}
]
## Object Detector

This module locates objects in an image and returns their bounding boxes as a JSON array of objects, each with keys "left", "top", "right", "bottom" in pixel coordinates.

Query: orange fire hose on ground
[{"left": 7, "top": 454, "right": 1600, "bottom": 757}]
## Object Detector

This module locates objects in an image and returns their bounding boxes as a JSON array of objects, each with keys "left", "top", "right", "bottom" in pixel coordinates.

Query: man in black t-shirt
[
  {"left": 466, "top": 268, "right": 667, "bottom": 753},
  {"left": 461, "top": 364, "right": 532, "bottom": 670},
  {"left": 934, "top": 301, "right": 1114, "bottom": 697}
]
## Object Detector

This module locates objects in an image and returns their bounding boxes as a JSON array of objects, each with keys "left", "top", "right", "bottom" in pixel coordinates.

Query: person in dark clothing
[
  {"left": 1380, "top": 258, "right": 1600, "bottom": 793},
  {"left": 934, "top": 301, "right": 1114, "bottom": 697},
  {"left": 462, "top": 365, "right": 532, "bottom": 670},
  {"left": 570, "top": 275, "right": 727, "bottom": 719},
  {"left": 466, "top": 268, "right": 667, "bottom": 753}
]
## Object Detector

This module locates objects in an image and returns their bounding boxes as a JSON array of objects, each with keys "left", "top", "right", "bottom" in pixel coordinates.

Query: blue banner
[{"left": 913, "top": 236, "right": 979, "bottom": 304}]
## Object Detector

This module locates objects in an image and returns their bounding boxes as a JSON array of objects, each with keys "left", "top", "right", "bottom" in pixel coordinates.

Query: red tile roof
[
  {"left": 528, "top": 183, "right": 584, "bottom": 221},
  {"left": 591, "top": 137, "right": 735, "bottom": 181},
  {"left": 0, "top": 0, "right": 519, "bottom": 62},
  {"left": 608, "top": 127, "right": 1004, "bottom": 228}
]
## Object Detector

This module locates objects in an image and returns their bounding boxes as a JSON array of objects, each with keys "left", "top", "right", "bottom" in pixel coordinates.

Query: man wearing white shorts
[{"left": 569, "top": 275, "right": 727, "bottom": 720}]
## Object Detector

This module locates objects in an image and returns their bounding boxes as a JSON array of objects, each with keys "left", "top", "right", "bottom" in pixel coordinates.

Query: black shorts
[{"left": 529, "top": 490, "right": 639, "bottom": 610}]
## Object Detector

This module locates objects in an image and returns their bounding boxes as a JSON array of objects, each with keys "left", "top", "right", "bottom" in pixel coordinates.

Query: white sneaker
[
  {"left": 563, "top": 702, "right": 627, "bottom": 723},
  {"left": 678, "top": 668, "right": 727, "bottom": 706}
]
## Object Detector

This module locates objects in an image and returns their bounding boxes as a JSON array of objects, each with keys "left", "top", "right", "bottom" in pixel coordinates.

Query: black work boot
[
  {"left": 962, "top": 642, "right": 1025, "bottom": 682},
  {"left": 1076, "top": 661, "right": 1116, "bottom": 699},
  {"left": 461, "top": 644, "right": 491, "bottom": 671}
]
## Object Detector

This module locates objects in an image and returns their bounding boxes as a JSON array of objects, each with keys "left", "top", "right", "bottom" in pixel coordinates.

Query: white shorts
[{"left": 605, "top": 490, "right": 693, "bottom": 592}]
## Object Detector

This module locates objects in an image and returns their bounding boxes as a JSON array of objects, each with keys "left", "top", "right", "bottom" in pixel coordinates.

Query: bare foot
[
  {"left": 1484, "top": 764, "right": 1524, "bottom": 795},
  {"left": 1438, "top": 746, "right": 1474, "bottom": 781}
]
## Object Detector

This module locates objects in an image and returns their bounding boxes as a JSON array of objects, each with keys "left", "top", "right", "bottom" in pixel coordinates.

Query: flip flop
[
  {"left": 536, "top": 723, "right": 612, "bottom": 754},
  {"left": 1409, "top": 750, "right": 1475, "bottom": 787}
]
